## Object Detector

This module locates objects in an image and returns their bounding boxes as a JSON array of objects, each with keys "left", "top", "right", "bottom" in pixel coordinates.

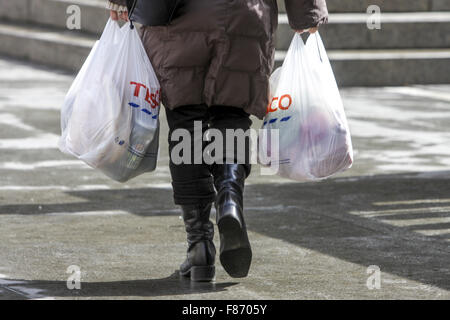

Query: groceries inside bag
[
  {"left": 259, "top": 33, "right": 353, "bottom": 181},
  {"left": 58, "top": 19, "right": 161, "bottom": 182}
]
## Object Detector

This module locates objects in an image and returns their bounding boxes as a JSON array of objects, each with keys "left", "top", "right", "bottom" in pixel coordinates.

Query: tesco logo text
[
  {"left": 130, "top": 81, "right": 160, "bottom": 109},
  {"left": 266, "top": 94, "right": 292, "bottom": 113}
]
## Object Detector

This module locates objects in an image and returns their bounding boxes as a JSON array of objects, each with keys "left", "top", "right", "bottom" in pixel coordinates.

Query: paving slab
[{"left": 0, "top": 57, "right": 449, "bottom": 299}]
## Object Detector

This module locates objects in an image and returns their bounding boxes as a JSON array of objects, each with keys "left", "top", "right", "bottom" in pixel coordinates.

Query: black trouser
[{"left": 165, "top": 104, "right": 252, "bottom": 205}]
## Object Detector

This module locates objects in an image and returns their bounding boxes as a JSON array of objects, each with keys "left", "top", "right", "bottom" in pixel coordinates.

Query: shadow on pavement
[
  {"left": 244, "top": 171, "right": 450, "bottom": 291},
  {"left": 0, "top": 171, "right": 449, "bottom": 293},
  {"left": 0, "top": 187, "right": 180, "bottom": 216},
  {"left": 0, "top": 271, "right": 237, "bottom": 299}
]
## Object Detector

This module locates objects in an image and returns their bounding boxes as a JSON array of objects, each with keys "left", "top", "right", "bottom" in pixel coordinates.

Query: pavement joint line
[
  {"left": 380, "top": 217, "right": 450, "bottom": 227},
  {"left": 0, "top": 185, "right": 107, "bottom": 191},
  {"left": 0, "top": 132, "right": 59, "bottom": 150},
  {"left": 43, "top": 210, "right": 131, "bottom": 216},
  {"left": 0, "top": 160, "right": 90, "bottom": 170},
  {"left": 373, "top": 198, "right": 450, "bottom": 206},
  {"left": 415, "top": 229, "right": 450, "bottom": 237},
  {"left": 0, "top": 113, "right": 38, "bottom": 132},
  {"left": 0, "top": 183, "right": 173, "bottom": 191},
  {"left": 301, "top": 205, "right": 450, "bottom": 248},
  {"left": 350, "top": 205, "right": 450, "bottom": 217},
  {"left": 382, "top": 87, "right": 450, "bottom": 102}
]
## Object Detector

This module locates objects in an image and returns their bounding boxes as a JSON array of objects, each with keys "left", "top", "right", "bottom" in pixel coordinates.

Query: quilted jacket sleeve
[{"left": 284, "top": 0, "right": 328, "bottom": 30}]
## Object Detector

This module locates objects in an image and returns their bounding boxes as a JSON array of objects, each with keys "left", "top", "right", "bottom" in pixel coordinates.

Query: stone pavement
[{"left": 0, "top": 57, "right": 449, "bottom": 299}]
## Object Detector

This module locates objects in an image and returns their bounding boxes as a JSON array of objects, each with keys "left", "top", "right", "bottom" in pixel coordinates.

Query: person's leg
[
  {"left": 208, "top": 105, "right": 253, "bottom": 278},
  {"left": 165, "top": 104, "right": 216, "bottom": 282},
  {"left": 166, "top": 104, "right": 216, "bottom": 206}
]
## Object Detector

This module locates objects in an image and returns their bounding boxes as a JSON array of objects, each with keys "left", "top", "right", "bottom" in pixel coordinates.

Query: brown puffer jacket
[{"left": 108, "top": 0, "right": 328, "bottom": 119}]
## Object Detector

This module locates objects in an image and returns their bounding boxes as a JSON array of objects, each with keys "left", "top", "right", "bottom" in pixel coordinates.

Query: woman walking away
[{"left": 107, "top": 0, "right": 328, "bottom": 281}]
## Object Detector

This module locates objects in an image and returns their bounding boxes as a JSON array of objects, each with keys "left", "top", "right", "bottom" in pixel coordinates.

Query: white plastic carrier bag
[
  {"left": 259, "top": 33, "right": 353, "bottom": 181},
  {"left": 58, "top": 19, "right": 161, "bottom": 182}
]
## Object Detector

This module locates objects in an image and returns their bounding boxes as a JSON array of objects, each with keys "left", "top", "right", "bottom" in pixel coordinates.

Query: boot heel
[{"left": 190, "top": 265, "right": 215, "bottom": 282}]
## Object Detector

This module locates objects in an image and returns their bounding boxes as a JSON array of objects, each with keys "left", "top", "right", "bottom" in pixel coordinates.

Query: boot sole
[
  {"left": 181, "top": 266, "right": 216, "bottom": 282},
  {"left": 218, "top": 215, "right": 252, "bottom": 278}
]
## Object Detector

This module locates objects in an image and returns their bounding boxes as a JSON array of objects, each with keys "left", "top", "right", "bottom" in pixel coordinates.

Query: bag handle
[
  {"left": 314, "top": 33, "right": 323, "bottom": 62},
  {"left": 127, "top": 0, "right": 138, "bottom": 29},
  {"left": 168, "top": 0, "right": 181, "bottom": 24}
]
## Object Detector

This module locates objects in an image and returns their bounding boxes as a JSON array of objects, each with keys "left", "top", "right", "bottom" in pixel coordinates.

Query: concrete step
[
  {"left": 1, "top": 0, "right": 450, "bottom": 24},
  {"left": 278, "top": 0, "right": 450, "bottom": 13},
  {"left": 0, "top": 0, "right": 109, "bottom": 35},
  {"left": 277, "top": 12, "right": 450, "bottom": 50},
  {"left": 0, "top": 22, "right": 94, "bottom": 71},
  {"left": 6, "top": 0, "right": 447, "bottom": 24},
  {"left": 2, "top": 0, "right": 450, "bottom": 36},
  {"left": 275, "top": 48, "right": 450, "bottom": 86},
  {"left": 1, "top": 1, "right": 449, "bottom": 51},
  {"left": 1, "top": 21, "right": 448, "bottom": 87}
]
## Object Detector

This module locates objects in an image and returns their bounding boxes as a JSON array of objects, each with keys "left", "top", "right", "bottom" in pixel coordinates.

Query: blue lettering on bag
[
  {"left": 262, "top": 116, "right": 290, "bottom": 127},
  {"left": 129, "top": 102, "right": 156, "bottom": 118},
  {"left": 128, "top": 102, "right": 140, "bottom": 108}
]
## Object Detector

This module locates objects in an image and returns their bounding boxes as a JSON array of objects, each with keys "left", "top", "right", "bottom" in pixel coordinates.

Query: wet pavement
[{"left": 0, "top": 57, "right": 449, "bottom": 299}]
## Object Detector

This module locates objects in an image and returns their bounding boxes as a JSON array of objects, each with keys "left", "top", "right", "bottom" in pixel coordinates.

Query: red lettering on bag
[
  {"left": 266, "top": 94, "right": 292, "bottom": 113},
  {"left": 279, "top": 94, "right": 292, "bottom": 110},
  {"left": 267, "top": 97, "right": 278, "bottom": 113},
  {"left": 144, "top": 88, "right": 160, "bottom": 108},
  {"left": 145, "top": 88, "right": 152, "bottom": 107},
  {"left": 130, "top": 81, "right": 147, "bottom": 97},
  {"left": 130, "top": 82, "right": 160, "bottom": 108}
]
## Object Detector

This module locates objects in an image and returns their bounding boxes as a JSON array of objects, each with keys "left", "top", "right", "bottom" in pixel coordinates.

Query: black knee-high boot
[
  {"left": 212, "top": 164, "right": 252, "bottom": 278},
  {"left": 179, "top": 203, "right": 216, "bottom": 282}
]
